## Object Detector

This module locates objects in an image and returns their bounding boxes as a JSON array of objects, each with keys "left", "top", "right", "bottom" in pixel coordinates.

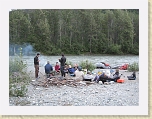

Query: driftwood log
[{"left": 31, "top": 76, "right": 95, "bottom": 88}]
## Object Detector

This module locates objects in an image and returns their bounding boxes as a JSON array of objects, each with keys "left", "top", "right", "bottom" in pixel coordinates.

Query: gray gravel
[{"left": 9, "top": 70, "right": 139, "bottom": 106}]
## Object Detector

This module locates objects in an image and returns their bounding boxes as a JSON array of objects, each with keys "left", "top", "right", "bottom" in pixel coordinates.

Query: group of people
[
  {"left": 34, "top": 53, "right": 61, "bottom": 80},
  {"left": 33, "top": 53, "right": 85, "bottom": 81},
  {"left": 34, "top": 53, "right": 136, "bottom": 82},
  {"left": 44, "top": 54, "right": 68, "bottom": 78},
  {"left": 93, "top": 69, "right": 121, "bottom": 84},
  {"left": 58, "top": 54, "right": 85, "bottom": 80},
  {"left": 94, "top": 69, "right": 136, "bottom": 84}
]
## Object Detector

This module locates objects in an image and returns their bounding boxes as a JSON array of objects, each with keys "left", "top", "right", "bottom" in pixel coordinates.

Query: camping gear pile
[{"left": 95, "top": 62, "right": 129, "bottom": 70}]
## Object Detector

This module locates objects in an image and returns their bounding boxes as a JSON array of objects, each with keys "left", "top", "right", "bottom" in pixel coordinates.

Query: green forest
[{"left": 9, "top": 9, "right": 139, "bottom": 55}]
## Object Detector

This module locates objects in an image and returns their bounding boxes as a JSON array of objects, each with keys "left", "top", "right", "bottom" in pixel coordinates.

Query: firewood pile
[{"left": 31, "top": 76, "right": 95, "bottom": 88}]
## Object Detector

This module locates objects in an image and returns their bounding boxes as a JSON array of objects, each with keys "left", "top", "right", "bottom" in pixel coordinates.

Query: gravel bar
[{"left": 9, "top": 70, "right": 139, "bottom": 106}]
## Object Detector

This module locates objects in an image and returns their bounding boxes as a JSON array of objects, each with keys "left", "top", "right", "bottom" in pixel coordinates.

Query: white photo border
[{"left": 0, "top": 0, "right": 148, "bottom": 115}]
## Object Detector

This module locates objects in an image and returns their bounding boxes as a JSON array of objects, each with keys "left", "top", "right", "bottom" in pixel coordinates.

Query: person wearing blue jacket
[
  {"left": 68, "top": 65, "right": 76, "bottom": 76},
  {"left": 44, "top": 61, "right": 53, "bottom": 78}
]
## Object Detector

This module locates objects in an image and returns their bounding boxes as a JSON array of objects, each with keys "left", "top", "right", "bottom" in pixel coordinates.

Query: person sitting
[
  {"left": 74, "top": 63, "right": 82, "bottom": 70},
  {"left": 64, "top": 64, "right": 69, "bottom": 76},
  {"left": 55, "top": 62, "right": 60, "bottom": 74},
  {"left": 74, "top": 67, "right": 84, "bottom": 81},
  {"left": 127, "top": 71, "right": 136, "bottom": 80},
  {"left": 97, "top": 69, "right": 122, "bottom": 84},
  {"left": 68, "top": 65, "right": 76, "bottom": 76},
  {"left": 93, "top": 71, "right": 102, "bottom": 82},
  {"left": 83, "top": 71, "right": 94, "bottom": 82},
  {"left": 110, "top": 69, "right": 121, "bottom": 82},
  {"left": 97, "top": 72, "right": 111, "bottom": 84},
  {"left": 44, "top": 61, "right": 54, "bottom": 78}
]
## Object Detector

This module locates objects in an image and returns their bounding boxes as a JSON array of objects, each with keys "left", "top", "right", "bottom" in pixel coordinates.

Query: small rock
[
  {"left": 104, "top": 82, "right": 109, "bottom": 85},
  {"left": 99, "top": 81, "right": 103, "bottom": 85}
]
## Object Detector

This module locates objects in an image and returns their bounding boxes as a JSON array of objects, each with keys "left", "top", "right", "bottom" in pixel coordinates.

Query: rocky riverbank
[{"left": 9, "top": 70, "right": 139, "bottom": 106}]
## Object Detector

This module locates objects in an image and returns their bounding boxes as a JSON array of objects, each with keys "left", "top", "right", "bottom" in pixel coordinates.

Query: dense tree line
[{"left": 9, "top": 9, "right": 139, "bottom": 55}]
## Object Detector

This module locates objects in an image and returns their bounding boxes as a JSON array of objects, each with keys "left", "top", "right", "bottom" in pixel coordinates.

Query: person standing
[
  {"left": 59, "top": 54, "right": 66, "bottom": 77},
  {"left": 34, "top": 53, "right": 40, "bottom": 81}
]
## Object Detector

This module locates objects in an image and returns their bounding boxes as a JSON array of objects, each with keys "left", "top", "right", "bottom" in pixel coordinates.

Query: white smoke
[
  {"left": 9, "top": 43, "right": 36, "bottom": 56},
  {"left": 22, "top": 44, "right": 35, "bottom": 55}
]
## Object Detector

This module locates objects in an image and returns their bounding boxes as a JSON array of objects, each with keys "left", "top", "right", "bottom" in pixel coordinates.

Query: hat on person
[
  {"left": 78, "top": 67, "right": 82, "bottom": 71},
  {"left": 98, "top": 71, "right": 102, "bottom": 75}
]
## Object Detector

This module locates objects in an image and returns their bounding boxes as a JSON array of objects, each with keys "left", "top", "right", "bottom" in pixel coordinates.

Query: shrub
[
  {"left": 128, "top": 62, "right": 139, "bottom": 71},
  {"left": 79, "top": 60, "right": 95, "bottom": 71},
  {"left": 9, "top": 56, "right": 27, "bottom": 73},
  {"left": 9, "top": 47, "right": 31, "bottom": 97},
  {"left": 65, "top": 60, "right": 72, "bottom": 66}
]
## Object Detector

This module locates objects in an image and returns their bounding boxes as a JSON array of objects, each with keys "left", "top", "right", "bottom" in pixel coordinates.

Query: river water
[
  {"left": 19, "top": 55, "right": 139, "bottom": 68},
  {"left": 10, "top": 55, "right": 139, "bottom": 78}
]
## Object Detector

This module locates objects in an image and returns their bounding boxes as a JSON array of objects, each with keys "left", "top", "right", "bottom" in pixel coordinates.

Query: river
[{"left": 18, "top": 55, "right": 138, "bottom": 69}]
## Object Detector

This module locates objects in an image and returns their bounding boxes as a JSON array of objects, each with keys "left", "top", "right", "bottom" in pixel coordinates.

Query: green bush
[
  {"left": 9, "top": 56, "right": 27, "bottom": 73},
  {"left": 9, "top": 47, "right": 30, "bottom": 97},
  {"left": 65, "top": 60, "right": 72, "bottom": 66},
  {"left": 79, "top": 60, "right": 95, "bottom": 71},
  {"left": 128, "top": 62, "right": 139, "bottom": 71}
]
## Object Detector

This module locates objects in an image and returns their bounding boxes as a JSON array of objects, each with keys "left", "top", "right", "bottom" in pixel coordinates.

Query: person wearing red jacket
[{"left": 55, "top": 62, "right": 60, "bottom": 74}]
